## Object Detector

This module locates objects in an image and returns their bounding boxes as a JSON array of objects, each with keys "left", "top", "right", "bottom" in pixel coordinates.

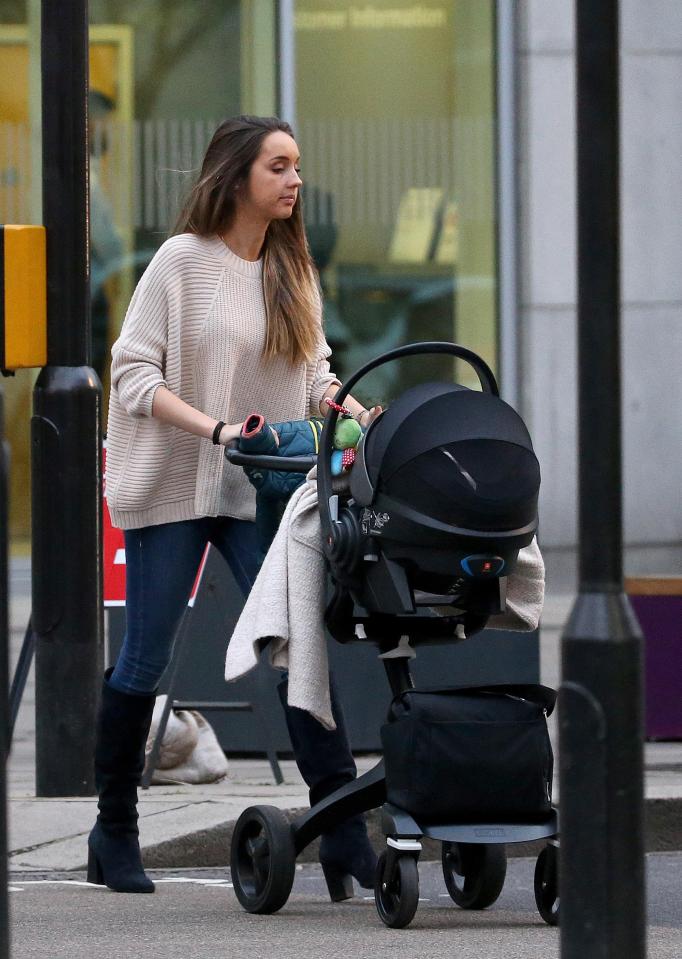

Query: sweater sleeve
[
  {"left": 110, "top": 245, "right": 171, "bottom": 418},
  {"left": 307, "top": 283, "right": 341, "bottom": 416},
  {"left": 308, "top": 337, "right": 341, "bottom": 416}
]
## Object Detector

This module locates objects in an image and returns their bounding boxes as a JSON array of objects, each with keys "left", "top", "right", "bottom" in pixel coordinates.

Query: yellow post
[{"left": 0, "top": 224, "right": 47, "bottom": 373}]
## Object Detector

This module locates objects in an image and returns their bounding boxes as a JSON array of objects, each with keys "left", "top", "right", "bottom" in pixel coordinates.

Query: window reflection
[
  {"left": 295, "top": 0, "right": 497, "bottom": 404},
  {"left": 0, "top": 0, "right": 250, "bottom": 544},
  {"left": 0, "top": 0, "right": 497, "bottom": 546}
]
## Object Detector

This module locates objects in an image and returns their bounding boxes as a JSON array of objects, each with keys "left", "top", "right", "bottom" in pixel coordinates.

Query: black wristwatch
[{"left": 212, "top": 421, "right": 226, "bottom": 445}]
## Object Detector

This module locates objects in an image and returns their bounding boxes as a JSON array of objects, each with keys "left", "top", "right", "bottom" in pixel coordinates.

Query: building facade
[
  {"left": 0, "top": 0, "right": 680, "bottom": 560},
  {"left": 517, "top": 0, "right": 682, "bottom": 551}
]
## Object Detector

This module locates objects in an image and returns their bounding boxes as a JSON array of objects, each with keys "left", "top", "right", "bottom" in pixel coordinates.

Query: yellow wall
[
  {"left": 451, "top": 0, "right": 497, "bottom": 382},
  {"left": 294, "top": 0, "right": 498, "bottom": 381},
  {"left": 0, "top": 27, "right": 132, "bottom": 545}
]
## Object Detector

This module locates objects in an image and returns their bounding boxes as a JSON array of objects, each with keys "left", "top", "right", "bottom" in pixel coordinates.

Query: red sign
[{"left": 102, "top": 442, "right": 208, "bottom": 607}]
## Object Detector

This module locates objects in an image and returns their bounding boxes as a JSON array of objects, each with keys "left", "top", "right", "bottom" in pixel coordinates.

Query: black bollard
[
  {"left": 32, "top": 0, "right": 103, "bottom": 797},
  {"left": 0, "top": 388, "right": 10, "bottom": 959},
  {"left": 560, "top": 2, "right": 646, "bottom": 957}
]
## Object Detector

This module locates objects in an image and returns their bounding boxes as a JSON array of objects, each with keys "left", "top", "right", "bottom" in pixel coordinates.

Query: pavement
[
  {"left": 6, "top": 547, "right": 682, "bottom": 875},
  {"left": 8, "top": 858, "right": 682, "bottom": 959}
]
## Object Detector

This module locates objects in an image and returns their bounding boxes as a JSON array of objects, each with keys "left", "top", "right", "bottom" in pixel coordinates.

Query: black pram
[{"left": 224, "top": 342, "right": 559, "bottom": 929}]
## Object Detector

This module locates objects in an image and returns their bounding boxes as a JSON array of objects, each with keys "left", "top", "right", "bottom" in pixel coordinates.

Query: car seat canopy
[
  {"left": 387, "top": 439, "right": 540, "bottom": 532},
  {"left": 320, "top": 358, "right": 542, "bottom": 636},
  {"left": 360, "top": 383, "right": 540, "bottom": 537}
]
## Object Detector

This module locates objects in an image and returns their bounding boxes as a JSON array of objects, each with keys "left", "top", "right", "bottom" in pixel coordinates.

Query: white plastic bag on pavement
[{"left": 144, "top": 695, "right": 228, "bottom": 785}]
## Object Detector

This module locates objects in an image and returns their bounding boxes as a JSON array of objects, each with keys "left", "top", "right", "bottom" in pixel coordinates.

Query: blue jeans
[{"left": 110, "top": 517, "right": 261, "bottom": 695}]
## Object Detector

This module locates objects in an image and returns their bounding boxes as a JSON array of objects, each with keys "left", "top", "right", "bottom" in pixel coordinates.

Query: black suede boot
[
  {"left": 277, "top": 677, "right": 377, "bottom": 901},
  {"left": 87, "top": 669, "right": 156, "bottom": 893}
]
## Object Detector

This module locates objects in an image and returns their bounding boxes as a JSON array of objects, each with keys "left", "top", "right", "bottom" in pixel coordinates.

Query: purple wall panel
[{"left": 630, "top": 595, "right": 682, "bottom": 740}]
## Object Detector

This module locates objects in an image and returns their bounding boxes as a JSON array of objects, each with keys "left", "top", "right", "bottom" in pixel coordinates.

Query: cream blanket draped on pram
[{"left": 224, "top": 469, "right": 545, "bottom": 731}]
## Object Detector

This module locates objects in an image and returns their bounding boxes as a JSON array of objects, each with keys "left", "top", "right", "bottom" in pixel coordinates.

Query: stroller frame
[{"left": 227, "top": 343, "right": 560, "bottom": 928}]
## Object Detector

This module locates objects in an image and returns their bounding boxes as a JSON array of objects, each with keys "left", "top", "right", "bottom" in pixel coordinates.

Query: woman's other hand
[{"left": 358, "top": 405, "right": 383, "bottom": 428}]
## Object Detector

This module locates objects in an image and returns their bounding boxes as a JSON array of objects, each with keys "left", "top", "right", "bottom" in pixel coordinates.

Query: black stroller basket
[{"left": 226, "top": 342, "right": 559, "bottom": 929}]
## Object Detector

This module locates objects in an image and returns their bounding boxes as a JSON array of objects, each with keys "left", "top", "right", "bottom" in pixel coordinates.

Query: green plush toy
[{"left": 333, "top": 415, "right": 362, "bottom": 450}]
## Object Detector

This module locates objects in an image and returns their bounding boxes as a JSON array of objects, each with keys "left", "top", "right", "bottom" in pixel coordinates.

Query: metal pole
[
  {"left": 32, "top": 0, "right": 103, "bottom": 796},
  {"left": 278, "top": 0, "right": 296, "bottom": 129},
  {"left": 560, "top": 2, "right": 646, "bottom": 957},
  {"left": 495, "top": 0, "right": 520, "bottom": 410},
  {"left": 0, "top": 388, "right": 10, "bottom": 959},
  {"left": 9, "top": 620, "right": 36, "bottom": 746}
]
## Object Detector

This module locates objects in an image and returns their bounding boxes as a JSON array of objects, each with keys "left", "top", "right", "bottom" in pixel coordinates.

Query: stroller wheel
[
  {"left": 534, "top": 843, "right": 559, "bottom": 926},
  {"left": 374, "top": 851, "right": 420, "bottom": 929},
  {"left": 230, "top": 805, "right": 296, "bottom": 914},
  {"left": 442, "top": 842, "right": 507, "bottom": 909}
]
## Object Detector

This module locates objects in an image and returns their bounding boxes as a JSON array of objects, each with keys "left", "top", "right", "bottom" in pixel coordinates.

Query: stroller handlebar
[{"left": 224, "top": 442, "right": 317, "bottom": 474}]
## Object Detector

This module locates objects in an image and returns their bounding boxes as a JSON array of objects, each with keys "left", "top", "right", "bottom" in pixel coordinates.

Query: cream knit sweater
[{"left": 105, "top": 233, "right": 339, "bottom": 529}]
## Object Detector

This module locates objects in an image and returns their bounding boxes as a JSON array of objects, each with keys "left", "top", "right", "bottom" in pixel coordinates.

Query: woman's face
[{"left": 240, "top": 130, "right": 303, "bottom": 222}]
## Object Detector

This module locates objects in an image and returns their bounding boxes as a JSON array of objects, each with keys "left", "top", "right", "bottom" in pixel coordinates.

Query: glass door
[
  {"left": 293, "top": 0, "right": 498, "bottom": 404},
  {"left": 0, "top": 0, "right": 277, "bottom": 547}
]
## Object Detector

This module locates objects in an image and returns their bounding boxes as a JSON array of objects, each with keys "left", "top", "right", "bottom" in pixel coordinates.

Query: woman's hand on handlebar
[
  {"left": 219, "top": 421, "right": 279, "bottom": 446},
  {"left": 217, "top": 422, "right": 244, "bottom": 446}
]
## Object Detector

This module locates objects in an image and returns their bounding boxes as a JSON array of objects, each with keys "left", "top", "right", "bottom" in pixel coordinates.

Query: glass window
[
  {"left": 87, "top": 0, "right": 251, "bottom": 389},
  {"left": 294, "top": 0, "right": 498, "bottom": 404},
  {"left": 0, "top": 0, "right": 276, "bottom": 547},
  {"left": 0, "top": 0, "right": 34, "bottom": 549},
  {"left": 0, "top": 0, "right": 497, "bottom": 547}
]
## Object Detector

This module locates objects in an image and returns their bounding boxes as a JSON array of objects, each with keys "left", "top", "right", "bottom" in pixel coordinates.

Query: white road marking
[
  {"left": 10, "top": 880, "right": 102, "bottom": 888},
  {"left": 9, "top": 877, "right": 233, "bottom": 890},
  {"left": 153, "top": 878, "right": 232, "bottom": 886},
  {"left": 363, "top": 895, "right": 432, "bottom": 903}
]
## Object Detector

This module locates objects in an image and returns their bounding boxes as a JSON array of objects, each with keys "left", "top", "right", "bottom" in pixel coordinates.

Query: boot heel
[
  {"left": 87, "top": 847, "right": 104, "bottom": 885},
  {"left": 322, "top": 863, "right": 354, "bottom": 902}
]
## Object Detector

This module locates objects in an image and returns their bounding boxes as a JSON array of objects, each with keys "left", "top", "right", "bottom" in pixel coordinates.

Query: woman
[{"left": 89, "top": 116, "right": 379, "bottom": 897}]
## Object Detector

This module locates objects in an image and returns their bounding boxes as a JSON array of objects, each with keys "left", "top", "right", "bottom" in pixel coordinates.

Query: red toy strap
[{"left": 324, "top": 397, "right": 353, "bottom": 417}]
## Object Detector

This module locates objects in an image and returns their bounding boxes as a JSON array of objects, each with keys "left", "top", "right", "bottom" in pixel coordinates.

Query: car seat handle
[
  {"left": 333, "top": 341, "right": 498, "bottom": 404},
  {"left": 318, "top": 341, "right": 499, "bottom": 541}
]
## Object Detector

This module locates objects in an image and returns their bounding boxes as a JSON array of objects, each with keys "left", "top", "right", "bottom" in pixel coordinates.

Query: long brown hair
[{"left": 173, "top": 116, "right": 319, "bottom": 366}]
